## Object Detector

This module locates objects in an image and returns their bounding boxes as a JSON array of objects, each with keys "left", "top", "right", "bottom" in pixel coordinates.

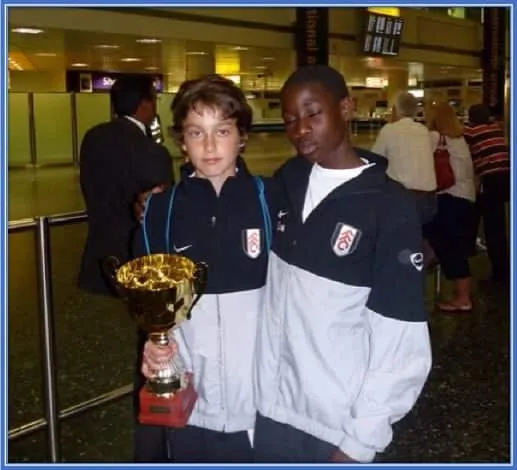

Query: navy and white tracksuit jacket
[
  {"left": 255, "top": 151, "right": 432, "bottom": 462},
  {"left": 134, "top": 157, "right": 276, "bottom": 433}
]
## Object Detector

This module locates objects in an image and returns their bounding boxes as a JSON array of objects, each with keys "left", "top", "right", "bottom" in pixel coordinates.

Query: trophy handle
[
  {"left": 187, "top": 262, "right": 208, "bottom": 319},
  {"left": 101, "top": 256, "right": 123, "bottom": 296}
]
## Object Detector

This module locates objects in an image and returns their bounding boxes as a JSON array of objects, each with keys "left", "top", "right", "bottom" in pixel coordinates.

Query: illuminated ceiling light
[
  {"left": 145, "top": 66, "right": 159, "bottom": 71},
  {"left": 365, "top": 76, "right": 387, "bottom": 88},
  {"left": 185, "top": 51, "right": 208, "bottom": 56},
  {"left": 95, "top": 44, "right": 119, "bottom": 49},
  {"left": 35, "top": 52, "right": 57, "bottom": 57},
  {"left": 232, "top": 46, "right": 248, "bottom": 51},
  {"left": 255, "top": 65, "right": 267, "bottom": 70},
  {"left": 262, "top": 57, "right": 275, "bottom": 61},
  {"left": 121, "top": 57, "right": 142, "bottom": 62},
  {"left": 11, "top": 27, "right": 44, "bottom": 34},
  {"left": 367, "top": 7, "right": 400, "bottom": 17},
  {"left": 8, "top": 58, "right": 23, "bottom": 70},
  {"left": 71, "top": 63, "right": 89, "bottom": 67},
  {"left": 225, "top": 75, "right": 241, "bottom": 85},
  {"left": 136, "top": 38, "right": 161, "bottom": 44}
]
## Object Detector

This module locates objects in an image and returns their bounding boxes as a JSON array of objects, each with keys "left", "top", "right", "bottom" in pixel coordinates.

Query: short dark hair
[
  {"left": 110, "top": 75, "right": 155, "bottom": 117},
  {"left": 171, "top": 74, "right": 252, "bottom": 138},
  {"left": 281, "top": 65, "right": 350, "bottom": 101},
  {"left": 468, "top": 104, "right": 491, "bottom": 125}
]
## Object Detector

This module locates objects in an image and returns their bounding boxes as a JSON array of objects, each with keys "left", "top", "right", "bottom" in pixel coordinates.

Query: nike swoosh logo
[
  {"left": 173, "top": 244, "right": 192, "bottom": 253},
  {"left": 278, "top": 210, "right": 288, "bottom": 218}
]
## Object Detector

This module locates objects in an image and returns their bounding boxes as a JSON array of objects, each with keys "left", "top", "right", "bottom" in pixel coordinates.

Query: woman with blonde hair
[{"left": 424, "top": 102, "right": 476, "bottom": 312}]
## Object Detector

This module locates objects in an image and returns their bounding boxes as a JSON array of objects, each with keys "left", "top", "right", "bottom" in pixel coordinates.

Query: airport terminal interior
[{"left": 7, "top": 6, "right": 511, "bottom": 463}]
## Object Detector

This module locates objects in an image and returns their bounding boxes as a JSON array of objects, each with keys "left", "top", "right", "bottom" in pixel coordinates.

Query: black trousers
[
  {"left": 254, "top": 413, "right": 337, "bottom": 463},
  {"left": 477, "top": 172, "right": 510, "bottom": 280},
  {"left": 167, "top": 425, "right": 253, "bottom": 463},
  {"left": 411, "top": 191, "right": 438, "bottom": 226},
  {"left": 133, "top": 329, "right": 169, "bottom": 462},
  {"left": 423, "top": 194, "right": 475, "bottom": 280}
]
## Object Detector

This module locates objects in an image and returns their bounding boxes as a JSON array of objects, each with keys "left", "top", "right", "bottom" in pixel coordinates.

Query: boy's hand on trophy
[{"left": 141, "top": 339, "right": 178, "bottom": 378}]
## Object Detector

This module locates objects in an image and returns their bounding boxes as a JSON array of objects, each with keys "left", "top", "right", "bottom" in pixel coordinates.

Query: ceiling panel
[{"left": 8, "top": 26, "right": 482, "bottom": 86}]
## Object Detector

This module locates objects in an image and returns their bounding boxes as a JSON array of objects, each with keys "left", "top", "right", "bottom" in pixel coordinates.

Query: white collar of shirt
[
  {"left": 396, "top": 117, "right": 415, "bottom": 125},
  {"left": 302, "top": 159, "right": 375, "bottom": 222},
  {"left": 312, "top": 158, "right": 375, "bottom": 179},
  {"left": 124, "top": 115, "right": 146, "bottom": 135}
]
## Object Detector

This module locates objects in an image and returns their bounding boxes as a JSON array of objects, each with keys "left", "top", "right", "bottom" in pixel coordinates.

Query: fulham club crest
[
  {"left": 331, "top": 223, "right": 361, "bottom": 257},
  {"left": 242, "top": 228, "right": 262, "bottom": 259}
]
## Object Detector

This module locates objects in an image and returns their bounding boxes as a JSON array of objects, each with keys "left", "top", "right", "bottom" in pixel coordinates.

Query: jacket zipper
[
  {"left": 275, "top": 232, "right": 296, "bottom": 404},
  {"left": 216, "top": 294, "right": 226, "bottom": 428},
  {"left": 212, "top": 212, "right": 227, "bottom": 428}
]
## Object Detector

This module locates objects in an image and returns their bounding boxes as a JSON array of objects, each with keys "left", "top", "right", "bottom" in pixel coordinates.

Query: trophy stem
[{"left": 149, "top": 331, "right": 169, "bottom": 346}]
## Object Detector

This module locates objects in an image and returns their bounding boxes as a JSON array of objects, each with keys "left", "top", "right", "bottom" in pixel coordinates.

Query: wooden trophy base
[{"left": 138, "top": 378, "right": 197, "bottom": 428}]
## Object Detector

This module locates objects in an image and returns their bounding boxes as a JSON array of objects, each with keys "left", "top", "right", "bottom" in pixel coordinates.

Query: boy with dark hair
[
  {"left": 253, "top": 65, "right": 432, "bottom": 463},
  {"left": 134, "top": 74, "right": 275, "bottom": 463}
]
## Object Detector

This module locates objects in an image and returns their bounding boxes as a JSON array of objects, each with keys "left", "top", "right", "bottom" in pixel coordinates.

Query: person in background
[
  {"left": 137, "top": 75, "right": 277, "bottom": 463},
  {"left": 464, "top": 104, "right": 510, "bottom": 284},
  {"left": 78, "top": 75, "right": 173, "bottom": 462},
  {"left": 253, "top": 65, "right": 432, "bottom": 463},
  {"left": 371, "top": 91, "right": 437, "bottom": 226},
  {"left": 424, "top": 102, "right": 476, "bottom": 312}
]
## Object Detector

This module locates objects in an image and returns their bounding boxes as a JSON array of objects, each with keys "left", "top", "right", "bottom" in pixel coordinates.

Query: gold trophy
[{"left": 103, "top": 253, "right": 208, "bottom": 427}]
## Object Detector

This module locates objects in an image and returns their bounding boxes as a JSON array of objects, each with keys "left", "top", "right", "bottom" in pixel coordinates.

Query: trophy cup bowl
[{"left": 103, "top": 253, "right": 208, "bottom": 427}]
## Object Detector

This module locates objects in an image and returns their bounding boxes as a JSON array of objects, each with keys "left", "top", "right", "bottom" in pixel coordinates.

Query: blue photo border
[
  {"left": 1, "top": 0, "right": 5, "bottom": 465},
  {"left": 0, "top": 1, "right": 514, "bottom": 469}
]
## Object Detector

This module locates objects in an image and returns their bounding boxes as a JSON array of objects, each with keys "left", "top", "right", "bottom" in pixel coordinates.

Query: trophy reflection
[{"left": 104, "top": 253, "right": 207, "bottom": 427}]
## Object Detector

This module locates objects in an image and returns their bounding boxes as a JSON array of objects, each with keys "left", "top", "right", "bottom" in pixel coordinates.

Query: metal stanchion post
[
  {"left": 70, "top": 92, "right": 79, "bottom": 166},
  {"left": 434, "top": 264, "right": 442, "bottom": 298},
  {"left": 35, "top": 217, "right": 61, "bottom": 462},
  {"left": 28, "top": 92, "right": 37, "bottom": 167}
]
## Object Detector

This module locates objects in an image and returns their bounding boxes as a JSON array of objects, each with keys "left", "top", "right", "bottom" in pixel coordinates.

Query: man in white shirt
[{"left": 372, "top": 92, "right": 437, "bottom": 224}]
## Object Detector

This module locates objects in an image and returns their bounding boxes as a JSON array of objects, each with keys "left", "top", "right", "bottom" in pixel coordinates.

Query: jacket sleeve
[
  {"left": 338, "top": 190, "right": 432, "bottom": 462},
  {"left": 263, "top": 176, "right": 284, "bottom": 226},
  {"left": 135, "top": 142, "right": 174, "bottom": 190}
]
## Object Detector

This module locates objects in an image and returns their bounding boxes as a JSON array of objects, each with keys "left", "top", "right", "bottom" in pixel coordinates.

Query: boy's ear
[
  {"left": 339, "top": 96, "right": 354, "bottom": 121},
  {"left": 239, "top": 132, "right": 249, "bottom": 149}
]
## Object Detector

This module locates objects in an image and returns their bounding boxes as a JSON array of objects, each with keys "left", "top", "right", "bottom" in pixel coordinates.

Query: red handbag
[{"left": 433, "top": 134, "right": 455, "bottom": 191}]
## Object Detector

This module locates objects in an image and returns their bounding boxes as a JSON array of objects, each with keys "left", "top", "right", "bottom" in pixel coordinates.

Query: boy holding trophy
[
  {"left": 133, "top": 75, "right": 276, "bottom": 463},
  {"left": 135, "top": 66, "right": 432, "bottom": 464}
]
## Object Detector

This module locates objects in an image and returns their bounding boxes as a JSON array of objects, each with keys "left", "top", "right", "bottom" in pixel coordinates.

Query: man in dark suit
[{"left": 78, "top": 75, "right": 173, "bottom": 462}]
